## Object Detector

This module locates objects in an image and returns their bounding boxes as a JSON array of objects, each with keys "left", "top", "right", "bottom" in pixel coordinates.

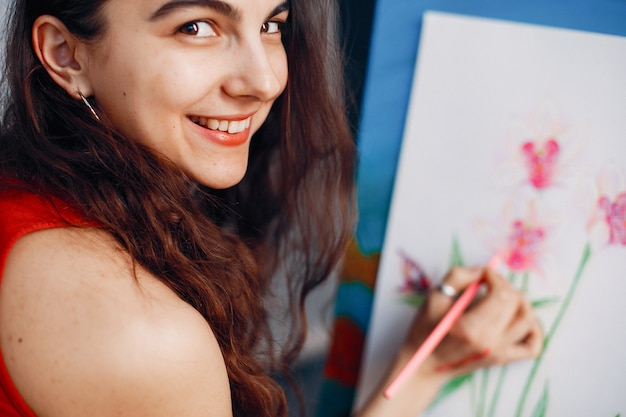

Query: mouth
[{"left": 188, "top": 115, "right": 251, "bottom": 134}]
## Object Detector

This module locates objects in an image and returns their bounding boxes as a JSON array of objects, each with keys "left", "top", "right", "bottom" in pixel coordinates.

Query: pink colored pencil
[{"left": 383, "top": 279, "right": 482, "bottom": 399}]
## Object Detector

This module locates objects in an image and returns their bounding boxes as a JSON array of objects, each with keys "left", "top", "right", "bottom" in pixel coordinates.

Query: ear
[{"left": 31, "top": 15, "right": 92, "bottom": 99}]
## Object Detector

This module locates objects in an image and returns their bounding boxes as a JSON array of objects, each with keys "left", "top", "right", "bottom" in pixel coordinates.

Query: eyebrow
[
  {"left": 150, "top": 0, "right": 290, "bottom": 22},
  {"left": 267, "top": 1, "right": 290, "bottom": 20},
  {"left": 150, "top": 0, "right": 241, "bottom": 21}
]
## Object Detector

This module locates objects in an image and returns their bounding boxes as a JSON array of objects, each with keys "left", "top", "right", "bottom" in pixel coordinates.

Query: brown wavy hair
[{"left": 0, "top": 0, "right": 356, "bottom": 416}]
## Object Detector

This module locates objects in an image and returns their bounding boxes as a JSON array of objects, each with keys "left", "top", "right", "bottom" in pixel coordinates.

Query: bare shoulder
[{"left": 0, "top": 227, "right": 232, "bottom": 417}]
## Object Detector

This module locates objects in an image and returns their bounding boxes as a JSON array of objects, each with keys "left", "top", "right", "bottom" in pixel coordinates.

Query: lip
[{"left": 186, "top": 114, "right": 253, "bottom": 147}]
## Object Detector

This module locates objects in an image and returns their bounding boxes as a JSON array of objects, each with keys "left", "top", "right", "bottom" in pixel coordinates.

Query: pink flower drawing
[
  {"left": 585, "top": 165, "right": 626, "bottom": 248},
  {"left": 598, "top": 193, "right": 626, "bottom": 246},
  {"left": 501, "top": 219, "right": 546, "bottom": 272},
  {"left": 521, "top": 139, "right": 560, "bottom": 190},
  {"left": 475, "top": 199, "right": 554, "bottom": 278},
  {"left": 496, "top": 102, "right": 583, "bottom": 193}
]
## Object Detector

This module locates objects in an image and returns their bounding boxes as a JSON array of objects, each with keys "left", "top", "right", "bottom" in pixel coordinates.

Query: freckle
[{"left": 18, "top": 338, "right": 23, "bottom": 343}]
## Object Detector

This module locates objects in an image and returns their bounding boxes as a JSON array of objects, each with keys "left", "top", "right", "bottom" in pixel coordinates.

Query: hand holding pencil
[{"left": 354, "top": 265, "right": 544, "bottom": 417}]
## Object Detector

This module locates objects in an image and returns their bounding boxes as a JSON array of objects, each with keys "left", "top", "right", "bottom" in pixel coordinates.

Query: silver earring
[{"left": 77, "top": 90, "right": 100, "bottom": 121}]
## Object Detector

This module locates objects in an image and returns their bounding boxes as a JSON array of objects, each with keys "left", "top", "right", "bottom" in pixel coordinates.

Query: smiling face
[{"left": 82, "top": 0, "right": 289, "bottom": 189}]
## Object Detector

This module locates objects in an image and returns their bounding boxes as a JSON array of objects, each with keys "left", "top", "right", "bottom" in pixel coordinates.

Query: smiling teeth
[{"left": 190, "top": 116, "right": 251, "bottom": 134}]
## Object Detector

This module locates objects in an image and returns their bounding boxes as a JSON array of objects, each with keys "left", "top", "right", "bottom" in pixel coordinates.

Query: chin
[{"left": 193, "top": 169, "right": 248, "bottom": 190}]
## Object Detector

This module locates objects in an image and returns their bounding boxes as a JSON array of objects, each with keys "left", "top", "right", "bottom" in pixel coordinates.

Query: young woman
[{"left": 0, "top": 1, "right": 542, "bottom": 416}]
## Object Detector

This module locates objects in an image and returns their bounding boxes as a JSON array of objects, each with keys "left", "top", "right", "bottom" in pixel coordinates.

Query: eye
[
  {"left": 261, "top": 21, "right": 283, "bottom": 35},
  {"left": 179, "top": 21, "right": 217, "bottom": 37}
]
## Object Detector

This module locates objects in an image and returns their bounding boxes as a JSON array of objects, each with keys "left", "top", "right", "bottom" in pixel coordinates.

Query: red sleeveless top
[{"left": 0, "top": 185, "right": 94, "bottom": 416}]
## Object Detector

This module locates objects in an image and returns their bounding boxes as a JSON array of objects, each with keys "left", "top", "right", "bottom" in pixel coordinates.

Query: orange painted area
[{"left": 339, "top": 238, "right": 380, "bottom": 289}]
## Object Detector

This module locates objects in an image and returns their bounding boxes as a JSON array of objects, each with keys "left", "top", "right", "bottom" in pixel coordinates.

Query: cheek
[
  {"left": 97, "top": 67, "right": 188, "bottom": 127},
  {"left": 273, "top": 49, "right": 289, "bottom": 93},
  {"left": 144, "top": 62, "right": 223, "bottom": 111}
]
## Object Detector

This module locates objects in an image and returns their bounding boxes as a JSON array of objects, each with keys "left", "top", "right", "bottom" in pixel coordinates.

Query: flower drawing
[
  {"left": 475, "top": 199, "right": 553, "bottom": 279},
  {"left": 598, "top": 192, "right": 626, "bottom": 245},
  {"left": 397, "top": 250, "right": 431, "bottom": 295},
  {"left": 495, "top": 102, "right": 583, "bottom": 194},
  {"left": 585, "top": 165, "right": 626, "bottom": 248},
  {"left": 501, "top": 219, "right": 546, "bottom": 272},
  {"left": 396, "top": 250, "right": 431, "bottom": 307},
  {"left": 521, "top": 139, "right": 560, "bottom": 190}
]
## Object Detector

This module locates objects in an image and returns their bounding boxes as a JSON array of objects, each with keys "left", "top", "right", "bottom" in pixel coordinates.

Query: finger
[
  {"left": 506, "top": 318, "right": 535, "bottom": 346},
  {"left": 479, "top": 265, "right": 512, "bottom": 292},
  {"left": 461, "top": 268, "right": 520, "bottom": 331},
  {"left": 461, "top": 291, "right": 519, "bottom": 339},
  {"left": 484, "top": 306, "right": 543, "bottom": 363},
  {"left": 505, "top": 316, "right": 542, "bottom": 349},
  {"left": 426, "top": 266, "right": 486, "bottom": 321},
  {"left": 441, "top": 266, "right": 485, "bottom": 292},
  {"left": 510, "top": 308, "right": 544, "bottom": 358},
  {"left": 505, "top": 298, "right": 540, "bottom": 343},
  {"left": 501, "top": 325, "right": 544, "bottom": 362}
]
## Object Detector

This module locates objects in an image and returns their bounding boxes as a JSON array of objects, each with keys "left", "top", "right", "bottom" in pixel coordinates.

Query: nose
[{"left": 222, "top": 38, "right": 286, "bottom": 102}]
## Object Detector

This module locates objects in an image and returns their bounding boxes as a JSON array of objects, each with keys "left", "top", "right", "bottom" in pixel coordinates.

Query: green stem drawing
[
  {"left": 470, "top": 373, "right": 478, "bottom": 416},
  {"left": 486, "top": 365, "right": 508, "bottom": 417},
  {"left": 515, "top": 242, "right": 592, "bottom": 417},
  {"left": 477, "top": 368, "right": 490, "bottom": 417},
  {"left": 521, "top": 271, "right": 530, "bottom": 294}
]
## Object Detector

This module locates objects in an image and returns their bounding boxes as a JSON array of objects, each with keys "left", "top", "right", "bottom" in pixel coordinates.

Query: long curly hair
[{"left": 0, "top": 0, "right": 357, "bottom": 415}]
